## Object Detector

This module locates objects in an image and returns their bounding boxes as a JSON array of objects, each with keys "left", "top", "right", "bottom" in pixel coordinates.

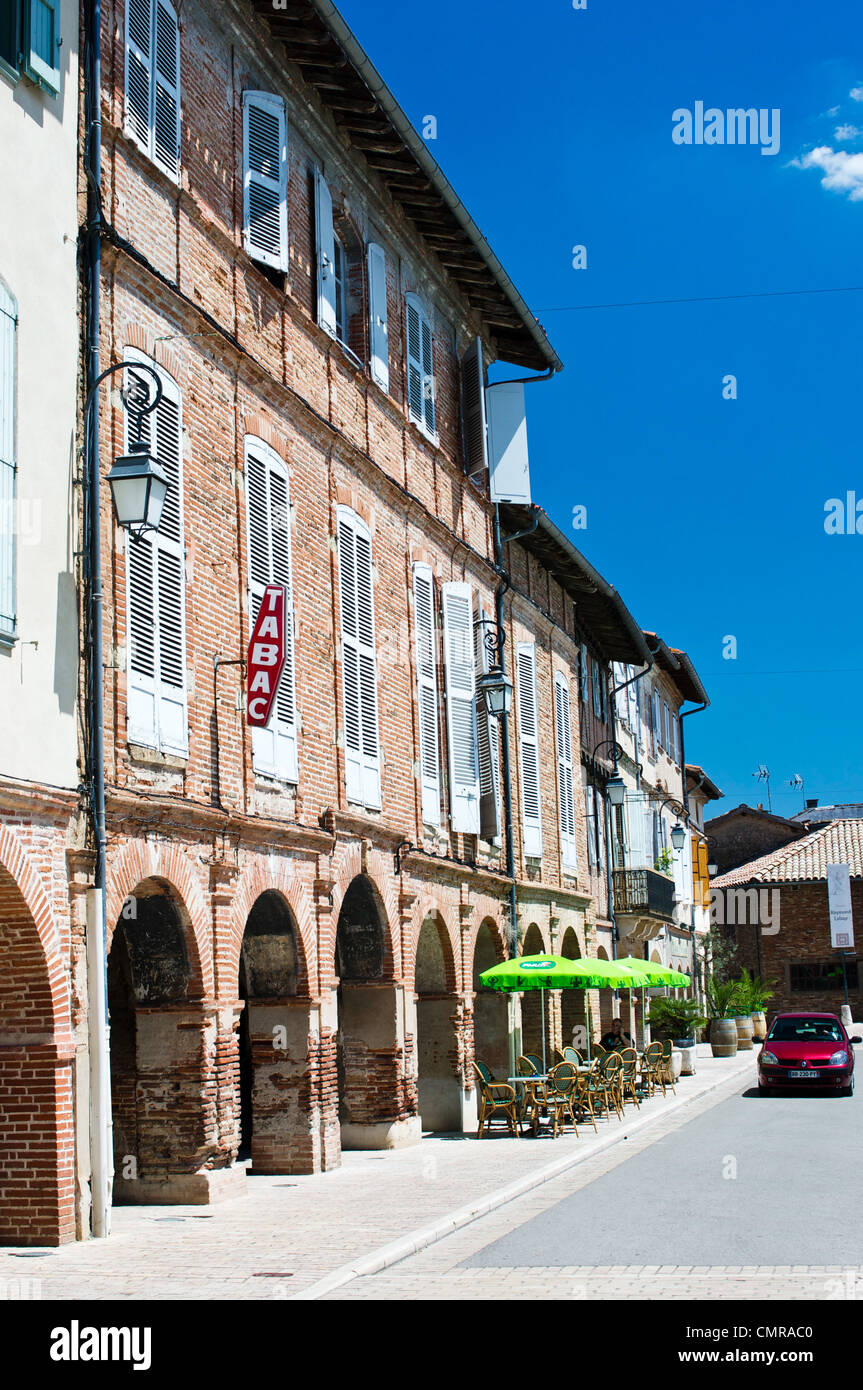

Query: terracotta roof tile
[{"left": 712, "top": 819, "right": 863, "bottom": 886}]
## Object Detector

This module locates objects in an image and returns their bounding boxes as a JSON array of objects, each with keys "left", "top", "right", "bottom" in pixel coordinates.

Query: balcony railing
[{"left": 612, "top": 867, "right": 676, "bottom": 921}]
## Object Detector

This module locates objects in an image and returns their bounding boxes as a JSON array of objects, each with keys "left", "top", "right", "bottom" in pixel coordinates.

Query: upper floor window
[
  {"left": 125, "top": 0, "right": 180, "bottom": 181},
  {"left": 405, "top": 294, "right": 436, "bottom": 440},
  {"left": 124, "top": 352, "right": 188, "bottom": 755},
  {"left": 245, "top": 437, "right": 298, "bottom": 783},
  {"left": 0, "top": 281, "right": 17, "bottom": 644},
  {"left": 1, "top": 0, "right": 60, "bottom": 94},
  {"left": 336, "top": 506, "right": 381, "bottom": 810},
  {"left": 442, "top": 582, "right": 480, "bottom": 835},
  {"left": 242, "top": 91, "right": 288, "bottom": 272},
  {"left": 554, "top": 672, "right": 577, "bottom": 871},
  {"left": 516, "top": 641, "right": 542, "bottom": 858},
  {"left": 367, "top": 243, "right": 390, "bottom": 392}
]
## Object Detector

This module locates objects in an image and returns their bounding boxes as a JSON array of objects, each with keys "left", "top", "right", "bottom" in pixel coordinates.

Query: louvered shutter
[
  {"left": 412, "top": 563, "right": 440, "bottom": 826},
  {"left": 0, "top": 285, "right": 15, "bottom": 640},
  {"left": 627, "top": 669, "right": 638, "bottom": 730},
  {"left": 591, "top": 659, "right": 601, "bottom": 717},
  {"left": 441, "top": 582, "right": 479, "bottom": 834},
  {"left": 125, "top": 352, "right": 187, "bottom": 755},
  {"left": 245, "top": 439, "right": 298, "bottom": 782},
  {"left": 125, "top": 0, "right": 152, "bottom": 152},
  {"left": 554, "top": 673, "right": 577, "bottom": 870},
  {"left": 337, "top": 508, "right": 381, "bottom": 809},
  {"left": 243, "top": 91, "right": 288, "bottom": 272},
  {"left": 367, "top": 243, "right": 389, "bottom": 391},
  {"left": 579, "top": 642, "right": 589, "bottom": 704},
  {"left": 461, "top": 337, "right": 488, "bottom": 479},
  {"left": 152, "top": 0, "right": 180, "bottom": 179},
  {"left": 517, "top": 642, "right": 542, "bottom": 857},
  {"left": 406, "top": 295, "right": 435, "bottom": 437},
  {"left": 626, "top": 792, "right": 644, "bottom": 867},
  {"left": 585, "top": 783, "right": 596, "bottom": 870},
  {"left": 474, "top": 608, "right": 501, "bottom": 843},
  {"left": 314, "top": 168, "right": 337, "bottom": 338},
  {"left": 27, "top": 0, "right": 60, "bottom": 93}
]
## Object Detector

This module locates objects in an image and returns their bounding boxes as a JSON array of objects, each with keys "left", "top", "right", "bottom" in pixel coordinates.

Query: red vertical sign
[{"left": 246, "top": 584, "right": 287, "bottom": 728}]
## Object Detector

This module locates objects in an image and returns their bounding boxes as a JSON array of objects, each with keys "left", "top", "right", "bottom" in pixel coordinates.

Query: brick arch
[
  {"left": 409, "top": 906, "right": 458, "bottom": 994},
  {"left": 121, "top": 323, "right": 182, "bottom": 383},
  {"left": 242, "top": 414, "right": 290, "bottom": 462},
  {"left": 229, "top": 859, "right": 315, "bottom": 996},
  {"left": 468, "top": 914, "right": 507, "bottom": 986},
  {"left": 521, "top": 921, "right": 547, "bottom": 954},
  {"left": 0, "top": 823, "right": 69, "bottom": 1040},
  {"left": 327, "top": 853, "right": 399, "bottom": 979},
  {"left": 105, "top": 840, "right": 212, "bottom": 997}
]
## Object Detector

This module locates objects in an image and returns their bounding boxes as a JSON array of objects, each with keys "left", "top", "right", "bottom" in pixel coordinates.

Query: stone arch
[
  {"left": 0, "top": 824, "right": 68, "bottom": 1036},
  {"left": 472, "top": 917, "right": 509, "bottom": 1078},
  {"left": 520, "top": 922, "right": 547, "bottom": 1060},
  {"left": 414, "top": 913, "right": 461, "bottom": 1132},
  {"left": 596, "top": 946, "right": 614, "bottom": 1037},
  {"left": 327, "top": 855, "right": 398, "bottom": 983},
  {"left": 106, "top": 840, "right": 211, "bottom": 998},
  {"left": 408, "top": 903, "right": 457, "bottom": 993},
  {"left": 560, "top": 926, "right": 588, "bottom": 1055},
  {"left": 229, "top": 858, "right": 314, "bottom": 998},
  {"left": 0, "top": 851, "right": 75, "bottom": 1244}
]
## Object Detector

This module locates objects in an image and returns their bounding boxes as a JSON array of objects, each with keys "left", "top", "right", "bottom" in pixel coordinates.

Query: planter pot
[
  {"left": 751, "top": 1010, "right": 767, "bottom": 1041},
  {"left": 663, "top": 1048, "right": 683, "bottom": 1084},
  {"left": 678, "top": 1045, "right": 697, "bottom": 1077},
  {"left": 674, "top": 1036, "right": 696, "bottom": 1049},
  {"left": 711, "top": 1017, "right": 738, "bottom": 1057},
  {"left": 735, "top": 1014, "right": 754, "bottom": 1051}
]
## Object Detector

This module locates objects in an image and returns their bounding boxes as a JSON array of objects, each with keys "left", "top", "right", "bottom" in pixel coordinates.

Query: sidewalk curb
[{"left": 291, "top": 1053, "right": 756, "bottom": 1300}]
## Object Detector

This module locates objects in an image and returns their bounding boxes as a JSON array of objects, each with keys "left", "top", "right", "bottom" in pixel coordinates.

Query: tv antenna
[
  {"left": 752, "top": 764, "right": 772, "bottom": 811},
  {"left": 787, "top": 773, "right": 805, "bottom": 810}
]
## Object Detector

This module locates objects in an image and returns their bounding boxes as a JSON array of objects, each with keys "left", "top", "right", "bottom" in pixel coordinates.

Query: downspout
[
  {"left": 84, "top": 0, "right": 112, "bottom": 1238},
  {"left": 679, "top": 701, "right": 709, "bottom": 1002}
]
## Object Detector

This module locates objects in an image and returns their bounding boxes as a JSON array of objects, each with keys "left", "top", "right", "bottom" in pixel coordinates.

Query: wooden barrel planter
[
  {"left": 710, "top": 1017, "right": 738, "bottom": 1057},
  {"left": 751, "top": 1010, "right": 767, "bottom": 1041},
  {"left": 735, "top": 1013, "right": 754, "bottom": 1050}
]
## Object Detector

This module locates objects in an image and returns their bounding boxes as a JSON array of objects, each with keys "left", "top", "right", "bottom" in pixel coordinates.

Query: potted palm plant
[
  {"left": 739, "top": 968, "right": 776, "bottom": 1040},
  {"left": 706, "top": 978, "right": 742, "bottom": 1057},
  {"left": 647, "top": 996, "right": 708, "bottom": 1048}
]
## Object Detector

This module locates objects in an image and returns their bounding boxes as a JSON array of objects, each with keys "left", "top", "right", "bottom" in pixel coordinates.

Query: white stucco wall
[{"left": 0, "top": 0, "right": 79, "bottom": 789}]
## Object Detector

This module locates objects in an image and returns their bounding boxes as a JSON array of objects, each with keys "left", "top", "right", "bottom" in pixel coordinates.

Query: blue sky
[{"left": 339, "top": 0, "right": 863, "bottom": 818}]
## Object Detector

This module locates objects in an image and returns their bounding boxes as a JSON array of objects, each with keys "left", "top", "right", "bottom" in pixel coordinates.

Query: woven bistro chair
[
  {"left": 659, "top": 1039, "right": 677, "bottom": 1095},
  {"left": 562, "top": 1046, "right": 583, "bottom": 1066},
  {"left": 523, "top": 1053, "right": 545, "bottom": 1075},
  {"left": 571, "top": 1062, "right": 599, "bottom": 1133},
  {"left": 473, "top": 1062, "right": 521, "bottom": 1138},
  {"left": 545, "top": 1062, "right": 580, "bottom": 1138},
  {"left": 640, "top": 1041, "right": 665, "bottom": 1097},
  {"left": 598, "top": 1051, "right": 625, "bottom": 1120},
  {"left": 617, "top": 1047, "right": 641, "bottom": 1109},
  {"left": 516, "top": 1055, "right": 546, "bottom": 1131}
]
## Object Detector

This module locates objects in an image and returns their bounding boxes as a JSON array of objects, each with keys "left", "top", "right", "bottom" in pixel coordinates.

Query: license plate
[{"left": 789, "top": 1069, "right": 819, "bottom": 1078}]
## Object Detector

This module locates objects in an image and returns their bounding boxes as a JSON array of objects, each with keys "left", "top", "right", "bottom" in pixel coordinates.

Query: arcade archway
[{"left": 414, "top": 914, "right": 460, "bottom": 1132}]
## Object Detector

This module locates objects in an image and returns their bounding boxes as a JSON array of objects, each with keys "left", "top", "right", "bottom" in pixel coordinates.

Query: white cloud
[
  {"left": 835, "top": 124, "right": 863, "bottom": 141},
  {"left": 792, "top": 145, "right": 863, "bottom": 200},
  {"left": 851, "top": 87, "right": 863, "bottom": 101}
]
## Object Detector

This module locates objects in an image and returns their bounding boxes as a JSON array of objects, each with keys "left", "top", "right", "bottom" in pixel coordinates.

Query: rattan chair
[
  {"left": 597, "top": 1051, "right": 624, "bottom": 1120},
  {"left": 562, "top": 1046, "right": 582, "bottom": 1066},
  {"left": 473, "top": 1062, "right": 522, "bottom": 1138},
  {"left": 546, "top": 1062, "right": 580, "bottom": 1138},
  {"left": 617, "top": 1047, "right": 641, "bottom": 1108},
  {"left": 659, "top": 1039, "right": 677, "bottom": 1094},
  {"left": 640, "top": 1041, "right": 665, "bottom": 1097}
]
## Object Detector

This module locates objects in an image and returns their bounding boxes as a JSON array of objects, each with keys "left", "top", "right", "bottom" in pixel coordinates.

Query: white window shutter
[
  {"left": 125, "top": 0, "right": 152, "bottom": 152},
  {"left": 337, "top": 508, "right": 381, "bottom": 809},
  {"left": 487, "top": 382, "right": 531, "bottom": 504},
  {"left": 461, "top": 337, "right": 488, "bottom": 479},
  {"left": 245, "top": 439, "right": 298, "bottom": 783},
  {"left": 579, "top": 642, "right": 589, "bottom": 704},
  {"left": 406, "top": 294, "right": 435, "bottom": 438},
  {"left": 585, "top": 782, "right": 596, "bottom": 870},
  {"left": 0, "top": 285, "right": 16, "bottom": 640},
  {"left": 412, "top": 563, "right": 440, "bottom": 826},
  {"left": 314, "top": 167, "right": 337, "bottom": 338},
  {"left": 441, "top": 582, "right": 479, "bottom": 834},
  {"left": 554, "top": 673, "right": 577, "bottom": 870},
  {"left": 152, "top": 0, "right": 180, "bottom": 179},
  {"left": 517, "top": 642, "right": 542, "bottom": 857},
  {"left": 27, "top": 0, "right": 60, "bottom": 93},
  {"left": 474, "top": 608, "right": 501, "bottom": 843},
  {"left": 592, "top": 659, "right": 601, "bottom": 718},
  {"left": 243, "top": 91, "right": 288, "bottom": 272},
  {"left": 125, "top": 352, "right": 187, "bottom": 755},
  {"left": 367, "top": 243, "right": 389, "bottom": 391}
]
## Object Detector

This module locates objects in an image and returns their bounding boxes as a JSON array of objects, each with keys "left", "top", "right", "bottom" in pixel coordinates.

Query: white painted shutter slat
[
  {"left": 406, "top": 297, "right": 424, "bottom": 427},
  {"left": 461, "top": 337, "right": 488, "bottom": 479},
  {"left": 517, "top": 642, "right": 542, "bottom": 857},
  {"left": 338, "top": 509, "right": 381, "bottom": 809},
  {"left": 367, "top": 243, "right": 389, "bottom": 391},
  {"left": 152, "top": 0, "right": 180, "bottom": 179},
  {"left": 442, "top": 582, "right": 479, "bottom": 834},
  {"left": 125, "top": 0, "right": 151, "bottom": 151},
  {"left": 314, "top": 167, "right": 337, "bottom": 337},
  {"left": 421, "top": 312, "right": 436, "bottom": 437},
  {"left": 413, "top": 563, "right": 440, "bottom": 827},
  {"left": 243, "top": 91, "right": 288, "bottom": 272},
  {"left": 474, "top": 608, "right": 501, "bottom": 843},
  {"left": 127, "top": 534, "right": 157, "bottom": 746},
  {"left": 554, "top": 673, "right": 577, "bottom": 870}
]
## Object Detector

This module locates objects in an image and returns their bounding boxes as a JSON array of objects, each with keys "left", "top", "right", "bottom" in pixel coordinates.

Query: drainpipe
[
  {"left": 84, "top": 0, "right": 112, "bottom": 1238},
  {"left": 679, "top": 701, "right": 709, "bottom": 1004}
]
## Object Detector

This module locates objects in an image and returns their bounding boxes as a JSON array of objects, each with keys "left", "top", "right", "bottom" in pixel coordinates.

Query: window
[
  {"left": 585, "top": 783, "right": 596, "bottom": 871},
  {"left": 367, "top": 242, "right": 389, "bottom": 392},
  {"left": 314, "top": 166, "right": 338, "bottom": 337},
  {"left": 652, "top": 688, "right": 661, "bottom": 754},
  {"left": 461, "top": 337, "right": 488, "bottom": 480},
  {"left": 789, "top": 961, "right": 858, "bottom": 993},
  {"left": 412, "top": 562, "right": 440, "bottom": 826},
  {"left": 579, "top": 642, "right": 589, "bottom": 704},
  {"left": 441, "top": 582, "right": 479, "bottom": 834},
  {"left": 125, "top": 352, "right": 187, "bottom": 755},
  {"left": 405, "top": 294, "right": 436, "bottom": 439},
  {"left": 242, "top": 91, "right": 288, "bottom": 272},
  {"left": 591, "top": 658, "right": 602, "bottom": 719},
  {"left": 474, "top": 606, "right": 501, "bottom": 843},
  {"left": 337, "top": 506, "right": 380, "bottom": 809},
  {"left": 517, "top": 641, "right": 542, "bottom": 857},
  {"left": 333, "top": 238, "right": 348, "bottom": 344},
  {"left": 554, "top": 672, "right": 577, "bottom": 870},
  {"left": 245, "top": 438, "right": 298, "bottom": 783},
  {"left": 663, "top": 701, "right": 671, "bottom": 754},
  {"left": 0, "top": 282, "right": 16, "bottom": 643},
  {"left": 125, "top": 0, "right": 180, "bottom": 180},
  {"left": 1, "top": 0, "right": 60, "bottom": 92}
]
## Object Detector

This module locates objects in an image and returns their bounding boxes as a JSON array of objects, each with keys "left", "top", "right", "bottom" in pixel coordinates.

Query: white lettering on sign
[{"left": 246, "top": 583, "right": 287, "bottom": 728}]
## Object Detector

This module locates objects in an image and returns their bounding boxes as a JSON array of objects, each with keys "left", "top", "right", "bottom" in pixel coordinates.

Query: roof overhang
[
  {"left": 686, "top": 765, "right": 723, "bottom": 801},
  {"left": 249, "top": 0, "right": 562, "bottom": 374},
  {"left": 499, "top": 503, "right": 652, "bottom": 665},
  {"left": 643, "top": 633, "right": 709, "bottom": 706}
]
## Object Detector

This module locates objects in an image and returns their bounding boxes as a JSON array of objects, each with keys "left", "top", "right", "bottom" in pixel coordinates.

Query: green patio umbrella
[
  {"left": 614, "top": 957, "right": 691, "bottom": 1048},
  {"left": 479, "top": 953, "right": 647, "bottom": 1070}
]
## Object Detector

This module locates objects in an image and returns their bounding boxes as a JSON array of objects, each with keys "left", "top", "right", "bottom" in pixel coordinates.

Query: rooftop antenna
[
  {"left": 787, "top": 773, "right": 805, "bottom": 811},
  {"left": 752, "top": 764, "right": 772, "bottom": 812}
]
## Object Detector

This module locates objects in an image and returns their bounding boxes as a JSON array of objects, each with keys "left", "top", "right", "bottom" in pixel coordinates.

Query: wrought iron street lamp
[
  {"left": 670, "top": 821, "right": 686, "bottom": 852},
  {"left": 107, "top": 439, "right": 169, "bottom": 536},
  {"left": 605, "top": 775, "right": 626, "bottom": 808},
  {"left": 474, "top": 616, "right": 513, "bottom": 719}
]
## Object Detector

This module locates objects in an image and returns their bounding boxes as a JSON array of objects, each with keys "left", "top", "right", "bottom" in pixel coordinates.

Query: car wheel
[{"left": 842, "top": 1078, "right": 854, "bottom": 1097}]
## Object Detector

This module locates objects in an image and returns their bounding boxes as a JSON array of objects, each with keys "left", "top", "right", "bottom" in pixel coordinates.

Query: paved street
[{"left": 0, "top": 1046, "right": 754, "bottom": 1300}]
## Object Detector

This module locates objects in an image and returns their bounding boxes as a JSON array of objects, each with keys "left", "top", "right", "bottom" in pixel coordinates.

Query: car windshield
[{"left": 768, "top": 1019, "right": 843, "bottom": 1042}]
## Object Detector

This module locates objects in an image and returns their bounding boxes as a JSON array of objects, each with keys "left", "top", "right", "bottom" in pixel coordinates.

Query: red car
[{"left": 758, "top": 1012, "right": 860, "bottom": 1096}]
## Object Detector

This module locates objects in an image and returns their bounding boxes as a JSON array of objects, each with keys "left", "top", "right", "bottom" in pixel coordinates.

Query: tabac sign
[{"left": 246, "top": 584, "right": 287, "bottom": 728}]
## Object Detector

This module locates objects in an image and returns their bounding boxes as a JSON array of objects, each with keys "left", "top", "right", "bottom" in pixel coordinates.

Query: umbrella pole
[{"left": 541, "top": 987, "right": 547, "bottom": 1073}]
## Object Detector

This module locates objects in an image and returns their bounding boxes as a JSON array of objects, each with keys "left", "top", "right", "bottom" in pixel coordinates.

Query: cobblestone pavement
[{"left": 0, "top": 1047, "right": 756, "bottom": 1301}]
